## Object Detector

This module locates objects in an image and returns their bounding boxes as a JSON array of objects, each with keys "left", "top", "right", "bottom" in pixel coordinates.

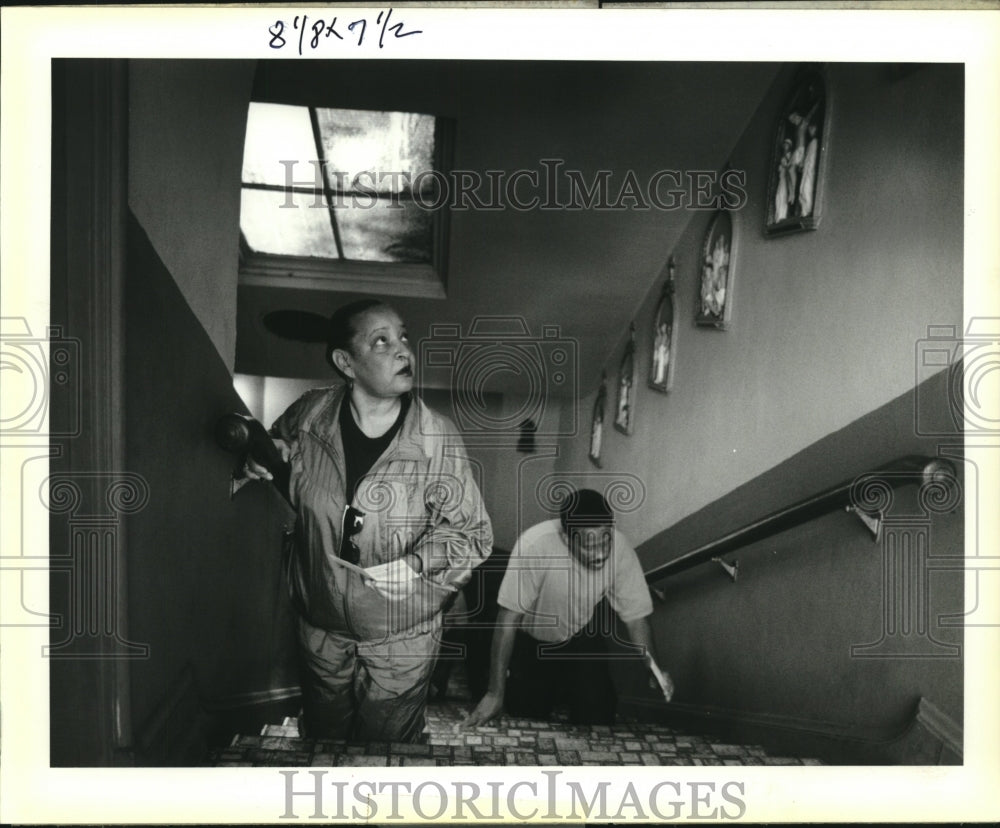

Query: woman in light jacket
[{"left": 249, "top": 299, "right": 493, "bottom": 743}]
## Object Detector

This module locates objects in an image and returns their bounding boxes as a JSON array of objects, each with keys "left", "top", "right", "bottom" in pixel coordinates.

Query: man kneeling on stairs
[{"left": 463, "top": 488, "right": 673, "bottom": 728}]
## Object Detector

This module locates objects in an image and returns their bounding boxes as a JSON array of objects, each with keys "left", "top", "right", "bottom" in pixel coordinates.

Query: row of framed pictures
[
  {"left": 588, "top": 64, "right": 829, "bottom": 468},
  {"left": 588, "top": 206, "right": 733, "bottom": 469}
]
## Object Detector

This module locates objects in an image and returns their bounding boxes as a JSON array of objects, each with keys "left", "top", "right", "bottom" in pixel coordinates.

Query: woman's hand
[
  {"left": 364, "top": 556, "right": 420, "bottom": 600},
  {"left": 461, "top": 692, "right": 504, "bottom": 730},
  {"left": 243, "top": 438, "right": 290, "bottom": 481}
]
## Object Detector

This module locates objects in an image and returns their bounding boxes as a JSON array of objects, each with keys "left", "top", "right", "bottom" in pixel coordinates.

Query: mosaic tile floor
[{"left": 212, "top": 668, "right": 822, "bottom": 767}]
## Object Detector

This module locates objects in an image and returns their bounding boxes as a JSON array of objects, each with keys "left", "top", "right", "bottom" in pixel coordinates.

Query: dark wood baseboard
[
  {"left": 617, "top": 694, "right": 962, "bottom": 766},
  {"left": 203, "top": 684, "right": 302, "bottom": 711},
  {"left": 201, "top": 685, "right": 303, "bottom": 752},
  {"left": 132, "top": 667, "right": 303, "bottom": 764}
]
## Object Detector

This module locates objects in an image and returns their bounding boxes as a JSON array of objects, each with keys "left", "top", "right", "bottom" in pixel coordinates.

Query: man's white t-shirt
[{"left": 496, "top": 519, "right": 653, "bottom": 643}]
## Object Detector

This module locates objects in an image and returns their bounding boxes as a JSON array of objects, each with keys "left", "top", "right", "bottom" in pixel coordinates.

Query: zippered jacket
[{"left": 271, "top": 385, "right": 493, "bottom": 641}]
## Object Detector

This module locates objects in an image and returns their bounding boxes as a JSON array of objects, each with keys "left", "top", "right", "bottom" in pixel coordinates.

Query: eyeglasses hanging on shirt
[{"left": 341, "top": 505, "right": 365, "bottom": 565}]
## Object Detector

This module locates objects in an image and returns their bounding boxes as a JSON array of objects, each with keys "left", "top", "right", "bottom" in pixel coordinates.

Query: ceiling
[{"left": 235, "top": 59, "right": 781, "bottom": 398}]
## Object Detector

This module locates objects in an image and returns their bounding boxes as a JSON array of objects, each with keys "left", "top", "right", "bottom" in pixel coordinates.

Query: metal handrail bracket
[{"left": 645, "top": 455, "right": 958, "bottom": 585}]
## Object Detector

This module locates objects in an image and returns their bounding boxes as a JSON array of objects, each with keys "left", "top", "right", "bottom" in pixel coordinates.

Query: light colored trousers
[{"left": 296, "top": 615, "right": 441, "bottom": 743}]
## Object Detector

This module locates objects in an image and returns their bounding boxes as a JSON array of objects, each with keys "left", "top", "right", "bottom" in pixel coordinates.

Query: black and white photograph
[
  {"left": 1, "top": 5, "right": 998, "bottom": 826},
  {"left": 649, "top": 257, "right": 678, "bottom": 393}
]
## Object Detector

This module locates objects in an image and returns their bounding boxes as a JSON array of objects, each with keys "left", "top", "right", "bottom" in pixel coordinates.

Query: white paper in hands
[
  {"left": 364, "top": 557, "right": 419, "bottom": 600},
  {"left": 647, "top": 656, "right": 674, "bottom": 703},
  {"left": 364, "top": 560, "right": 419, "bottom": 582},
  {"left": 328, "top": 555, "right": 375, "bottom": 583}
]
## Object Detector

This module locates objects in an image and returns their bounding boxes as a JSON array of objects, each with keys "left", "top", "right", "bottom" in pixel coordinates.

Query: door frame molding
[{"left": 50, "top": 58, "right": 134, "bottom": 766}]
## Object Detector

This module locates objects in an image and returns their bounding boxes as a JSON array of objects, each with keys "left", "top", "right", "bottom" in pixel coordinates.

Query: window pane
[
  {"left": 337, "top": 199, "right": 432, "bottom": 263},
  {"left": 240, "top": 187, "right": 339, "bottom": 258},
  {"left": 243, "top": 103, "right": 319, "bottom": 187},
  {"left": 315, "top": 109, "right": 436, "bottom": 195}
]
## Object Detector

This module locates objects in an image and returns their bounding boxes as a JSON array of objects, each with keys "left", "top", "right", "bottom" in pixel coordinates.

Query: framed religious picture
[
  {"left": 588, "top": 373, "right": 607, "bottom": 467},
  {"left": 765, "top": 65, "right": 830, "bottom": 235},
  {"left": 648, "top": 257, "right": 678, "bottom": 393},
  {"left": 696, "top": 210, "right": 737, "bottom": 329},
  {"left": 614, "top": 324, "right": 636, "bottom": 435}
]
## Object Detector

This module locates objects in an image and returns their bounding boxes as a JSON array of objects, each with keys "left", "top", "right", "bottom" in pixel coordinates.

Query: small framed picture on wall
[
  {"left": 614, "top": 324, "right": 636, "bottom": 435},
  {"left": 649, "top": 257, "right": 678, "bottom": 393},
  {"left": 765, "top": 65, "right": 829, "bottom": 235},
  {"left": 589, "top": 373, "right": 607, "bottom": 467},
  {"left": 696, "top": 210, "right": 737, "bottom": 329}
]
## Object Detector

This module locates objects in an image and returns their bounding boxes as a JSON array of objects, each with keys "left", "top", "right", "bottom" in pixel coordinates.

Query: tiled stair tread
[
  {"left": 210, "top": 663, "right": 824, "bottom": 766},
  {"left": 215, "top": 703, "right": 823, "bottom": 766}
]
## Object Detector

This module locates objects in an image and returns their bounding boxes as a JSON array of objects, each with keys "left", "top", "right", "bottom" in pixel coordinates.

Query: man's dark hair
[
  {"left": 559, "top": 488, "right": 614, "bottom": 531},
  {"left": 325, "top": 298, "right": 388, "bottom": 378}
]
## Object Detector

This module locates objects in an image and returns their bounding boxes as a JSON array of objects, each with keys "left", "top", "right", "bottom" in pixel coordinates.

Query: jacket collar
[{"left": 322, "top": 385, "right": 430, "bottom": 464}]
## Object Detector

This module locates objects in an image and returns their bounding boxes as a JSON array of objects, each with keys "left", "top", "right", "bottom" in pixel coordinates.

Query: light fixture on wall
[{"left": 517, "top": 418, "right": 537, "bottom": 454}]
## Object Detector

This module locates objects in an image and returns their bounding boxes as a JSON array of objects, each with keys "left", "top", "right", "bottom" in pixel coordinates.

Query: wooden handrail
[{"left": 645, "top": 454, "right": 957, "bottom": 584}]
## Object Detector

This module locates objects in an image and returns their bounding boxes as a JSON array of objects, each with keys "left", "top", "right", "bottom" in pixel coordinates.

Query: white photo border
[{"left": 1, "top": 5, "right": 998, "bottom": 824}]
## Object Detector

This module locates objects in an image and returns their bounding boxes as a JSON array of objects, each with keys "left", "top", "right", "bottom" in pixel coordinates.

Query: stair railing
[{"left": 644, "top": 455, "right": 959, "bottom": 585}]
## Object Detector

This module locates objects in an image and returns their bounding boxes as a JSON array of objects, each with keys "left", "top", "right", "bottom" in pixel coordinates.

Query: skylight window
[{"left": 238, "top": 102, "right": 450, "bottom": 297}]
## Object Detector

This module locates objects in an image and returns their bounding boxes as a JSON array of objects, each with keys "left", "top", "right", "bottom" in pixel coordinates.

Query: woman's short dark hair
[
  {"left": 325, "top": 298, "right": 389, "bottom": 378},
  {"left": 559, "top": 488, "right": 614, "bottom": 531}
]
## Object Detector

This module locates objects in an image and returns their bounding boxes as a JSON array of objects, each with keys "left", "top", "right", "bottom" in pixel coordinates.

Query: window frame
[{"left": 237, "top": 105, "right": 453, "bottom": 299}]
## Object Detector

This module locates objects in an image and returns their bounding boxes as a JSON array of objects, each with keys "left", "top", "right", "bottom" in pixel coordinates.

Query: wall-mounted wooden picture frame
[
  {"left": 648, "top": 257, "right": 678, "bottom": 393},
  {"left": 696, "top": 210, "right": 736, "bottom": 329},
  {"left": 614, "top": 323, "right": 636, "bottom": 435},
  {"left": 765, "top": 65, "right": 830, "bottom": 235},
  {"left": 588, "top": 372, "right": 607, "bottom": 468}
]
